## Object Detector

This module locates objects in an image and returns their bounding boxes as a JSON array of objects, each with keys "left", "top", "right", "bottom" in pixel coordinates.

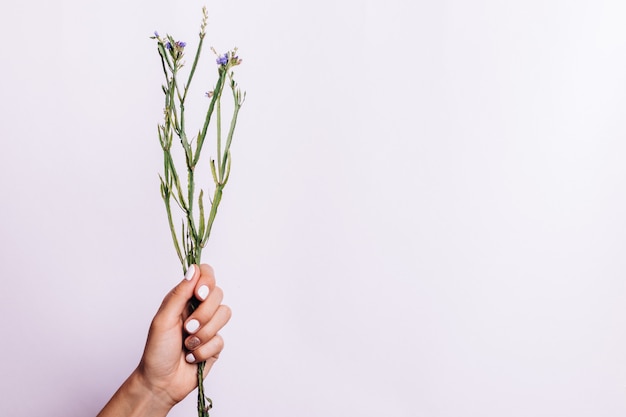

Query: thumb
[{"left": 154, "top": 265, "right": 199, "bottom": 326}]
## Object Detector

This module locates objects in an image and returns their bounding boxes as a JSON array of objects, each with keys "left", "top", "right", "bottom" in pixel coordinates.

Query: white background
[{"left": 1, "top": 0, "right": 626, "bottom": 416}]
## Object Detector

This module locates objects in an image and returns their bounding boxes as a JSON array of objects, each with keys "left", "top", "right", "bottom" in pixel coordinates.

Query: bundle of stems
[{"left": 152, "top": 7, "right": 245, "bottom": 416}]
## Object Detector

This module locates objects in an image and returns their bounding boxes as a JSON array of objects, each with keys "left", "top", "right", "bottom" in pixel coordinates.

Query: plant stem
[
  {"left": 196, "top": 362, "right": 210, "bottom": 417},
  {"left": 203, "top": 185, "right": 223, "bottom": 246},
  {"left": 164, "top": 195, "right": 185, "bottom": 270},
  {"left": 216, "top": 99, "right": 222, "bottom": 181},
  {"left": 220, "top": 105, "right": 240, "bottom": 179}
]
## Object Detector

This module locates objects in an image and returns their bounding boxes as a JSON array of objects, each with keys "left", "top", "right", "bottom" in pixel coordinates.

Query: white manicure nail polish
[
  {"left": 198, "top": 285, "right": 209, "bottom": 301},
  {"left": 185, "top": 319, "right": 200, "bottom": 333},
  {"left": 184, "top": 265, "right": 195, "bottom": 281},
  {"left": 185, "top": 352, "right": 195, "bottom": 363}
]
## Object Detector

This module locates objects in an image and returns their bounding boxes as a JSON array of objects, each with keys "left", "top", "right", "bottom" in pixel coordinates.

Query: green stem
[
  {"left": 196, "top": 362, "right": 210, "bottom": 417},
  {"left": 165, "top": 152, "right": 188, "bottom": 211},
  {"left": 184, "top": 34, "right": 205, "bottom": 103},
  {"left": 163, "top": 192, "right": 185, "bottom": 272},
  {"left": 202, "top": 185, "right": 223, "bottom": 246},
  {"left": 195, "top": 71, "right": 227, "bottom": 166},
  {"left": 187, "top": 168, "right": 200, "bottom": 246},
  {"left": 216, "top": 99, "right": 222, "bottom": 181},
  {"left": 220, "top": 104, "right": 240, "bottom": 180}
]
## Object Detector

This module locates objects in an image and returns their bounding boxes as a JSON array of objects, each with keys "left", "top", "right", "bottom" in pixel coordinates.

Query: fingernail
[
  {"left": 187, "top": 336, "right": 201, "bottom": 349},
  {"left": 185, "top": 319, "right": 200, "bottom": 333},
  {"left": 185, "top": 352, "right": 195, "bottom": 363},
  {"left": 197, "top": 285, "right": 209, "bottom": 301},
  {"left": 184, "top": 265, "right": 196, "bottom": 281}
]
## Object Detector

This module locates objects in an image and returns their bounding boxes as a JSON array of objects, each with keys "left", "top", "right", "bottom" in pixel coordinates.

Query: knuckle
[
  {"left": 212, "top": 286, "right": 224, "bottom": 300},
  {"left": 220, "top": 304, "right": 232, "bottom": 320},
  {"left": 200, "top": 264, "right": 216, "bottom": 286},
  {"left": 200, "top": 263, "right": 215, "bottom": 275},
  {"left": 212, "top": 334, "right": 225, "bottom": 351}
]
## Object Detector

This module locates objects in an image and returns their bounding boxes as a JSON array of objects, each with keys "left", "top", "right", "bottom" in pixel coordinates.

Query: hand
[
  {"left": 138, "top": 263, "right": 231, "bottom": 405},
  {"left": 98, "top": 264, "right": 232, "bottom": 417}
]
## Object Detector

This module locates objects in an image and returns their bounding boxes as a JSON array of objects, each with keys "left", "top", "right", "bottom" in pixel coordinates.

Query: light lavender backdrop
[{"left": 1, "top": 0, "right": 626, "bottom": 416}]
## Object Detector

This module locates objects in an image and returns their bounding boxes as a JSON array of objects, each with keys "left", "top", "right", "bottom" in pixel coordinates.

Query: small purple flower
[
  {"left": 154, "top": 30, "right": 159, "bottom": 37},
  {"left": 167, "top": 41, "right": 185, "bottom": 52},
  {"left": 216, "top": 54, "right": 229, "bottom": 66}
]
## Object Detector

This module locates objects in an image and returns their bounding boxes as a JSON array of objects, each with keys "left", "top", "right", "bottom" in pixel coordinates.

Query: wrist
[
  {"left": 128, "top": 368, "right": 176, "bottom": 415},
  {"left": 98, "top": 370, "right": 174, "bottom": 417}
]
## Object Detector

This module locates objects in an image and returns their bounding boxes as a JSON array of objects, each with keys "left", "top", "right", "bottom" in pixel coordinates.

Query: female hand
[{"left": 98, "top": 264, "right": 232, "bottom": 417}]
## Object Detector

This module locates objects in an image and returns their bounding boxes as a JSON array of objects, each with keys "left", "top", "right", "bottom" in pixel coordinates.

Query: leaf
[
  {"left": 222, "top": 151, "right": 232, "bottom": 185},
  {"left": 198, "top": 189, "right": 206, "bottom": 240},
  {"left": 181, "top": 219, "right": 188, "bottom": 260},
  {"left": 210, "top": 158, "right": 218, "bottom": 184},
  {"left": 159, "top": 174, "right": 169, "bottom": 199}
]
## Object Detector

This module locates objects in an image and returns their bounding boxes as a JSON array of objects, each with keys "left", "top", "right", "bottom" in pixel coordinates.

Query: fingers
[
  {"left": 198, "top": 264, "right": 216, "bottom": 292},
  {"left": 191, "top": 284, "right": 224, "bottom": 321},
  {"left": 184, "top": 334, "right": 225, "bottom": 364},
  {"left": 183, "top": 268, "right": 231, "bottom": 362},
  {"left": 192, "top": 265, "right": 216, "bottom": 307},
  {"left": 152, "top": 263, "right": 230, "bottom": 364},
  {"left": 152, "top": 264, "right": 217, "bottom": 330},
  {"left": 183, "top": 285, "right": 224, "bottom": 338},
  {"left": 184, "top": 304, "right": 232, "bottom": 351},
  {"left": 152, "top": 265, "right": 200, "bottom": 329}
]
